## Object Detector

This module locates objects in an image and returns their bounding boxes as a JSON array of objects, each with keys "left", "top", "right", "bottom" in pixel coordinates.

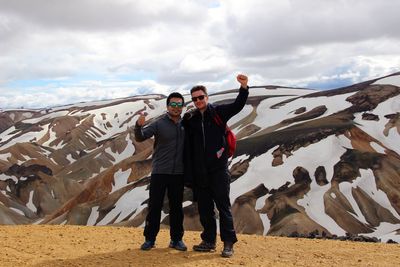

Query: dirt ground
[{"left": 0, "top": 225, "right": 399, "bottom": 267}]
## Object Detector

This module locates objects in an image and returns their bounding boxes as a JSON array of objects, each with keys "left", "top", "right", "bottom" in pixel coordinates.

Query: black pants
[
  {"left": 196, "top": 168, "right": 237, "bottom": 244},
  {"left": 144, "top": 174, "right": 184, "bottom": 242}
]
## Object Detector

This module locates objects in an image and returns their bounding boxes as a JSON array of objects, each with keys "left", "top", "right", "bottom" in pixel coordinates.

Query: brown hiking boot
[
  {"left": 221, "top": 242, "right": 234, "bottom": 257},
  {"left": 192, "top": 240, "right": 216, "bottom": 252}
]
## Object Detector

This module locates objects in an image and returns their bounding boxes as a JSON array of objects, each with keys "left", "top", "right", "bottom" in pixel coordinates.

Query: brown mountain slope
[{"left": 1, "top": 74, "right": 399, "bottom": 242}]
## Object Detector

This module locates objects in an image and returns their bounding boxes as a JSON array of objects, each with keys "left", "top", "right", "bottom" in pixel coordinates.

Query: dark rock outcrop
[
  {"left": 362, "top": 113, "right": 379, "bottom": 121},
  {"left": 315, "top": 166, "right": 328, "bottom": 186},
  {"left": 233, "top": 184, "right": 269, "bottom": 235},
  {"left": 293, "top": 107, "right": 306, "bottom": 114}
]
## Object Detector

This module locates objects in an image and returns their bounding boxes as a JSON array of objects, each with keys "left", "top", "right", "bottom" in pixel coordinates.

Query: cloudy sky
[{"left": 0, "top": 0, "right": 399, "bottom": 109}]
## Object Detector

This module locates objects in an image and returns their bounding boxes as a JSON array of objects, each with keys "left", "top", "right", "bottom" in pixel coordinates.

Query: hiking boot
[
  {"left": 140, "top": 240, "right": 155, "bottom": 251},
  {"left": 193, "top": 240, "right": 216, "bottom": 252},
  {"left": 169, "top": 240, "right": 188, "bottom": 251},
  {"left": 221, "top": 242, "right": 234, "bottom": 258}
]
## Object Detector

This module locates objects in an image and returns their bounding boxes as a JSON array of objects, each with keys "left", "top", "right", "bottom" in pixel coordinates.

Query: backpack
[{"left": 213, "top": 112, "right": 236, "bottom": 158}]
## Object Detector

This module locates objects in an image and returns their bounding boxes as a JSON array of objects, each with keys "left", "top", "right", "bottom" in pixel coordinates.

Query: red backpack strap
[
  {"left": 213, "top": 112, "right": 228, "bottom": 132},
  {"left": 213, "top": 110, "right": 236, "bottom": 157},
  {"left": 213, "top": 112, "right": 222, "bottom": 126}
]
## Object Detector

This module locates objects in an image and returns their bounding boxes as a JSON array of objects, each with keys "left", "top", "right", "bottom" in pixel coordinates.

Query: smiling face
[
  {"left": 191, "top": 89, "right": 208, "bottom": 112},
  {"left": 167, "top": 97, "right": 184, "bottom": 118}
]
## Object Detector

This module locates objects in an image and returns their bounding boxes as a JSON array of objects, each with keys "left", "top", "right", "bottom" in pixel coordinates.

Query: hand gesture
[
  {"left": 136, "top": 112, "right": 147, "bottom": 126},
  {"left": 237, "top": 74, "right": 248, "bottom": 88},
  {"left": 183, "top": 108, "right": 195, "bottom": 121}
]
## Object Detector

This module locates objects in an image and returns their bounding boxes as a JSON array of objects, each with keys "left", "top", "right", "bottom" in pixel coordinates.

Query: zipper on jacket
[
  {"left": 201, "top": 114, "right": 205, "bottom": 152},
  {"left": 172, "top": 123, "right": 178, "bottom": 174}
]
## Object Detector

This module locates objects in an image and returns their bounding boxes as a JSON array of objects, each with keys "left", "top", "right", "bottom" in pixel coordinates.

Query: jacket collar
[
  {"left": 196, "top": 103, "right": 215, "bottom": 116},
  {"left": 164, "top": 112, "right": 182, "bottom": 123}
]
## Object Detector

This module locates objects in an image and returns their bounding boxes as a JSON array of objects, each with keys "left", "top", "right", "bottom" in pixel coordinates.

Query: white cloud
[
  {"left": 0, "top": 0, "right": 205, "bottom": 31},
  {"left": 223, "top": 0, "right": 400, "bottom": 56},
  {"left": 0, "top": 0, "right": 399, "bottom": 108}
]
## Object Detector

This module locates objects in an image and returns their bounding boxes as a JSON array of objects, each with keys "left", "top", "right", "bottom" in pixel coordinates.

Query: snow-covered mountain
[{"left": 1, "top": 73, "right": 399, "bottom": 242}]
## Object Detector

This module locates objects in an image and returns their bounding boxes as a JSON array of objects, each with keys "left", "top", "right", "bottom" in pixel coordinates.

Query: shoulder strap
[
  {"left": 213, "top": 112, "right": 223, "bottom": 127},
  {"left": 211, "top": 107, "right": 228, "bottom": 133}
]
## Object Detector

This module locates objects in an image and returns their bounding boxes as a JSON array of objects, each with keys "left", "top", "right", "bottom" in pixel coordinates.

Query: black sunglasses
[
  {"left": 191, "top": 95, "right": 206, "bottom": 102},
  {"left": 168, "top": 102, "right": 183, "bottom": 108}
]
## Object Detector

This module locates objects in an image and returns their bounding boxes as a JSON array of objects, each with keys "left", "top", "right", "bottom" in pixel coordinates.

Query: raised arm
[
  {"left": 134, "top": 113, "right": 156, "bottom": 142},
  {"left": 216, "top": 74, "right": 249, "bottom": 123}
]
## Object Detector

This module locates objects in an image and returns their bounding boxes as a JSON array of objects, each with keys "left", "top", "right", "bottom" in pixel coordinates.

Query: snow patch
[
  {"left": 111, "top": 169, "right": 132, "bottom": 193},
  {"left": 104, "top": 135, "right": 135, "bottom": 164},
  {"left": 354, "top": 96, "right": 400, "bottom": 154},
  {"left": 66, "top": 154, "right": 76, "bottom": 163},
  {"left": 0, "top": 173, "right": 18, "bottom": 182},
  {"left": 339, "top": 181, "right": 369, "bottom": 225},
  {"left": 255, "top": 194, "right": 268, "bottom": 210},
  {"left": 87, "top": 206, "right": 100, "bottom": 226},
  {"left": 260, "top": 213, "right": 270, "bottom": 235},
  {"left": 97, "top": 184, "right": 148, "bottom": 225},
  {"left": 229, "top": 154, "right": 250, "bottom": 168},
  {"left": 364, "top": 222, "right": 400, "bottom": 243},
  {"left": 22, "top": 112, "right": 33, "bottom": 118},
  {"left": 26, "top": 190, "right": 37, "bottom": 213},
  {"left": 33, "top": 218, "right": 45, "bottom": 225},
  {"left": 0, "top": 152, "right": 12, "bottom": 160},
  {"left": 356, "top": 169, "right": 400, "bottom": 221},
  {"left": 372, "top": 75, "right": 400, "bottom": 87},
  {"left": 252, "top": 92, "right": 354, "bottom": 131},
  {"left": 10, "top": 207, "right": 25, "bottom": 216},
  {"left": 370, "top": 142, "right": 385, "bottom": 154}
]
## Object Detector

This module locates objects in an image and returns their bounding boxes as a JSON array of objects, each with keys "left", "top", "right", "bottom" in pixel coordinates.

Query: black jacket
[{"left": 183, "top": 87, "right": 249, "bottom": 187}]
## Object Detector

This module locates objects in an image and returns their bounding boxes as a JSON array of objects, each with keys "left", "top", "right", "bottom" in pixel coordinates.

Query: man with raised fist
[{"left": 183, "top": 74, "right": 249, "bottom": 258}]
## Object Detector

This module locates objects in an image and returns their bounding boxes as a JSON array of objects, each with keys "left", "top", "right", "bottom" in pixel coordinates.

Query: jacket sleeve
[
  {"left": 134, "top": 120, "right": 157, "bottom": 142},
  {"left": 217, "top": 86, "right": 249, "bottom": 123}
]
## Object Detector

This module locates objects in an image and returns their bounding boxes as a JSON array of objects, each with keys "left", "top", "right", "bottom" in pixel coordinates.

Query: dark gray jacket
[{"left": 134, "top": 113, "right": 184, "bottom": 175}]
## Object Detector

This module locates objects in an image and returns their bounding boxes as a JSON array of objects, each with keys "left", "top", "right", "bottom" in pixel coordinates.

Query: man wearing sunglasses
[
  {"left": 134, "top": 92, "right": 187, "bottom": 252},
  {"left": 183, "top": 74, "right": 249, "bottom": 258}
]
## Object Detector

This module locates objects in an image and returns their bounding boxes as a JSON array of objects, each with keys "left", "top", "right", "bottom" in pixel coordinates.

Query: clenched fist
[
  {"left": 237, "top": 74, "right": 248, "bottom": 88},
  {"left": 136, "top": 112, "right": 147, "bottom": 126}
]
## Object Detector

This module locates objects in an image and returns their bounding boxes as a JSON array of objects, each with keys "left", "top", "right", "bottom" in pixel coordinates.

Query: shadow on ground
[{"left": 34, "top": 248, "right": 222, "bottom": 267}]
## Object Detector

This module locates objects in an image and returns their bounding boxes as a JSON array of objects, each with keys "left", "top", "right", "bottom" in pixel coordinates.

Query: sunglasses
[
  {"left": 168, "top": 102, "right": 184, "bottom": 108},
  {"left": 191, "top": 95, "right": 206, "bottom": 102}
]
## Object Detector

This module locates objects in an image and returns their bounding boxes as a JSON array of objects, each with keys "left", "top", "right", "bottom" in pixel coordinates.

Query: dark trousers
[
  {"left": 144, "top": 174, "right": 184, "bottom": 242},
  {"left": 196, "top": 168, "right": 237, "bottom": 244}
]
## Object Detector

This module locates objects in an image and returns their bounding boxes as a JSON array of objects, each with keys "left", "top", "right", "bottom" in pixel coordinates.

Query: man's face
[
  {"left": 167, "top": 97, "right": 184, "bottom": 117},
  {"left": 191, "top": 90, "right": 208, "bottom": 111}
]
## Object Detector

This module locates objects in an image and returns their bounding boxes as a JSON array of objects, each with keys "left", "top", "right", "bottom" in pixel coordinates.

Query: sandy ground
[{"left": 0, "top": 225, "right": 399, "bottom": 267}]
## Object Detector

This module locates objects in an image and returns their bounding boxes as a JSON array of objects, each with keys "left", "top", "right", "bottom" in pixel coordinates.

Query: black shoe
[
  {"left": 193, "top": 240, "right": 216, "bottom": 252},
  {"left": 169, "top": 240, "right": 188, "bottom": 251},
  {"left": 140, "top": 240, "right": 155, "bottom": 251},
  {"left": 221, "top": 242, "right": 234, "bottom": 258}
]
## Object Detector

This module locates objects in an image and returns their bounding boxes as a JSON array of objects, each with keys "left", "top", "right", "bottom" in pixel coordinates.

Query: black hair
[
  {"left": 166, "top": 92, "right": 184, "bottom": 105},
  {"left": 190, "top": 85, "right": 208, "bottom": 95}
]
